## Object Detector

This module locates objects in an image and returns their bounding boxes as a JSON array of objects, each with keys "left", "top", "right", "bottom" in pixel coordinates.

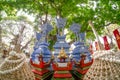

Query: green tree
[{"left": 1, "top": 0, "right": 120, "bottom": 50}]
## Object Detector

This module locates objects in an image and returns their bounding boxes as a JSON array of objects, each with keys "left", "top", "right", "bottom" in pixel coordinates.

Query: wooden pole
[{"left": 0, "top": 25, "right": 2, "bottom": 54}]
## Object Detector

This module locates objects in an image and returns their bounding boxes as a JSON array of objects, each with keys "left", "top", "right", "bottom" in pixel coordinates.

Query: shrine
[
  {"left": 30, "top": 18, "right": 93, "bottom": 80},
  {"left": 30, "top": 23, "right": 53, "bottom": 80}
]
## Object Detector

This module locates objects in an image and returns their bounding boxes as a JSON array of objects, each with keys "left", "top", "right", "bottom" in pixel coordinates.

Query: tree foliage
[{"left": 0, "top": 0, "right": 120, "bottom": 50}]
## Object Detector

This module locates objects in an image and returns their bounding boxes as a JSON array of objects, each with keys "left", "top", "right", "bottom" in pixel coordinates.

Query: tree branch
[
  {"left": 21, "top": 36, "right": 33, "bottom": 51},
  {"left": 44, "top": 11, "right": 48, "bottom": 23},
  {"left": 48, "top": 0, "right": 59, "bottom": 16},
  {"left": 19, "top": 25, "right": 25, "bottom": 35}
]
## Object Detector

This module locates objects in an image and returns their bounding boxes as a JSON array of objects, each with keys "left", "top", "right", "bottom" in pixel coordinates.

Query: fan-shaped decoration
[
  {"left": 55, "top": 17, "right": 66, "bottom": 28},
  {"left": 44, "top": 23, "right": 53, "bottom": 34},
  {"left": 79, "top": 33, "right": 85, "bottom": 41},
  {"left": 70, "top": 23, "right": 81, "bottom": 34},
  {"left": 40, "top": 23, "right": 53, "bottom": 35},
  {"left": 36, "top": 32, "right": 42, "bottom": 41}
]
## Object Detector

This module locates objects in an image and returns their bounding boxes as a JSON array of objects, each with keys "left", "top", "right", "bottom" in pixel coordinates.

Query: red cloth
[
  {"left": 103, "top": 36, "right": 110, "bottom": 50},
  {"left": 54, "top": 73, "right": 72, "bottom": 78},
  {"left": 89, "top": 44, "right": 93, "bottom": 54},
  {"left": 113, "top": 29, "right": 120, "bottom": 49},
  {"left": 32, "top": 69, "right": 49, "bottom": 76}
]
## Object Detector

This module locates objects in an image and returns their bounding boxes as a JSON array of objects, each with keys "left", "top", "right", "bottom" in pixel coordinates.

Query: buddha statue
[{"left": 57, "top": 48, "right": 68, "bottom": 62}]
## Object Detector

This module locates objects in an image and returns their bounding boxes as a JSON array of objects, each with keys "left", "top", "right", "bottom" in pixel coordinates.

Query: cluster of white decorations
[
  {"left": 9, "top": 50, "right": 17, "bottom": 56},
  {"left": 2, "top": 19, "right": 34, "bottom": 50},
  {"left": 92, "top": 50, "right": 114, "bottom": 59},
  {"left": 92, "top": 49, "right": 120, "bottom": 63},
  {"left": 0, "top": 51, "right": 26, "bottom": 74}
]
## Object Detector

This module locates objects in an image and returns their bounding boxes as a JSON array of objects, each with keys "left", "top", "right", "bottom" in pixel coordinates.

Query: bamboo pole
[{"left": 88, "top": 20, "right": 102, "bottom": 50}]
